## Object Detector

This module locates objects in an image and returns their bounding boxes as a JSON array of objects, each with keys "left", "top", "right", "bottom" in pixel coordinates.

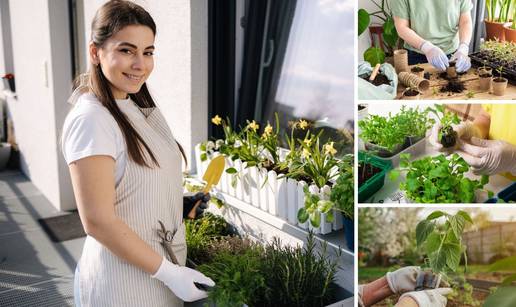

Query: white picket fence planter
[{"left": 195, "top": 144, "right": 343, "bottom": 234}]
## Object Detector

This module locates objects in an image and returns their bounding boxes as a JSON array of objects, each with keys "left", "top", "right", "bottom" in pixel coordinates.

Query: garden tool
[
  {"left": 415, "top": 270, "right": 443, "bottom": 291},
  {"left": 187, "top": 155, "right": 225, "bottom": 219},
  {"left": 156, "top": 220, "right": 214, "bottom": 292}
]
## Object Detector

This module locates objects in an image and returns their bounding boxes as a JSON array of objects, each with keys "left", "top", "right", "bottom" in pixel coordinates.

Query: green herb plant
[
  {"left": 389, "top": 153, "right": 493, "bottom": 203},
  {"left": 427, "top": 104, "right": 461, "bottom": 148},
  {"left": 185, "top": 212, "right": 229, "bottom": 264}
]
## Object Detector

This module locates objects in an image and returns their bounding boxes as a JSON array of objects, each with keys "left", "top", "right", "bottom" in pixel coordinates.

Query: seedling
[
  {"left": 427, "top": 104, "right": 461, "bottom": 148},
  {"left": 466, "top": 91, "right": 475, "bottom": 99},
  {"left": 389, "top": 153, "right": 494, "bottom": 203}
]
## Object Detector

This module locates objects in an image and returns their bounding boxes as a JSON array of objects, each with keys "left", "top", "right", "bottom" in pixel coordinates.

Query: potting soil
[
  {"left": 361, "top": 73, "right": 391, "bottom": 87},
  {"left": 440, "top": 79, "right": 465, "bottom": 93},
  {"left": 439, "top": 127, "right": 457, "bottom": 148},
  {"left": 403, "top": 89, "right": 420, "bottom": 96}
]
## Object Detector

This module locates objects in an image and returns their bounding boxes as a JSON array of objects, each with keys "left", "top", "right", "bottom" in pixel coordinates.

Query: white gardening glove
[
  {"left": 420, "top": 41, "right": 449, "bottom": 71},
  {"left": 450, "top": 42, "right": 471, "bottom": 73},
  {"left": 151, "top": 257, "right": 215, "bottom": 302},
  {"left": 386, "top": 266, "right": 420, "bottom": 294},
  {"left": 457, "top": 137, "right": 516, "bottom": 176},
  {"left": 399, "top": 288, "right": 452, "bottom": 307},
  {"left": 428, "top": 121, "right": 480, "bottom": 151}
]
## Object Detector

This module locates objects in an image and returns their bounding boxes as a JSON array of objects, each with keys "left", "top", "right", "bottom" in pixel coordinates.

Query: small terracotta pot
[
  {"left": 478, "top": 74, "right": 492, "bottom": 91},
  {"left": 485, "top": 19, "right": 506, "bottom": 41},
  {"left": 504, "top": 24, "right": 516, "bottom": 43},
  {"left": 492, "top": 77, "right": 508, "bottom": 96},
  {"left": 393, "top": 49, "right": 408, "bottom": 73}
]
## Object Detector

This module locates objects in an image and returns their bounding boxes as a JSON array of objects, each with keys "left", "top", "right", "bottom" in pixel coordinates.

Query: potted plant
[
  {"left": 427, "top": 104, "right": 461, "bottom": 148},
  {"left": 410, "top": 64, "right": 424, "bottom": 78},
  {"left": 485, "top": 0, "right": 513, "bottom": 41},
  {"left": 478, "top": 60, "right": 493, "bottom": 91},
  {"left": 329, "top": 156, "right": 354, "bottom": 251},
  {"left": 402, "top": 86, "right": 421, "bottom": 100},
  {"left": 493, "top": 66, "right": 508, "bottom": 96},
  {"left": 358, "top": 151, "right": 392, "bottom": 203},
  {"left": 503, "top": 6, "right": 516, "bottom": 42},
  {"left": 358, "top": 0, "right": 403, "bottom": 64}
]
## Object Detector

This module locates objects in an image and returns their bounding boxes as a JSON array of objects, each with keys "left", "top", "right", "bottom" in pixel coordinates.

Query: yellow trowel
[{"left": 187, "top": 155, "right": 225, "bottom": 219}]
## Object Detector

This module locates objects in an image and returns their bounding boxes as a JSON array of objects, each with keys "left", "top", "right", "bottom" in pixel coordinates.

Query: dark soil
[
  {"left": 424, "top": 72, "right": 431, "bottom": 80},
  {"left": 438, "top": 71, "right": 467, "bottom": 80},
  {"left": 358, "top": 163, "right": 381, "bottom": 187},
  {"left": 440, "top": 126, "right": 457, "bottom": 148},
  {"left": 440, "top": 79, "right": 465, "bottom": 93},
  {"left": 494, "top": 77, "right": 506, "bottom": 83},
  {"left": 404, "top": 89, "right": 420, "bottom": 96},
  {"left": 361, "top": 72, "right": 391, "bottom": 86},
  {"left": 411, "top": 66, "right": 424, "bottom": 73},
  {"left": 262, "top": 161, "right": 289, "bottom": 175},
  {"left": 449, "top": 61, "right": 456, "bottom": 67},
  {"left": 479, "top": 73, "right": 492, "bottom": 78}
]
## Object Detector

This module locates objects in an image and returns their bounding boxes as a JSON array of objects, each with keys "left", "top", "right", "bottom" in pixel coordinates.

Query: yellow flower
[
  {"left": 302, "top": 148, "right": 311, "bottom": 158},
  {"left": 211, "top": 115, "right": 222, "bottom": 125},
  {"left": 288, "top": 121, "right": 298, "bottom": 129},
  {"left": 303, "top": 138, "right": 312, "bottom": 147},
  {"left": 324, "top": 142, "right": 337, "bottom": 156},
  {"left": 298, "top": 119, "right": 308, "bottom": 130},
  {"left": 264, "top": 124, "right": 273, "bottom": 136},
  {"left": 247, "top": 120, "right": 259, "bottom": 132}
]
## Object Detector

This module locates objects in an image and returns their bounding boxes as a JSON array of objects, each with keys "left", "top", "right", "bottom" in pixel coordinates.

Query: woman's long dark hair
[{"left": 72, "top": 0, "right": 186, "bottom": 169}]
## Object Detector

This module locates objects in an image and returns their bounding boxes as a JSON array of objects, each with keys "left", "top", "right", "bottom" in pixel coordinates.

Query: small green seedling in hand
[{"left": 427, "top": 104, "right": 461, "bottom": 148}]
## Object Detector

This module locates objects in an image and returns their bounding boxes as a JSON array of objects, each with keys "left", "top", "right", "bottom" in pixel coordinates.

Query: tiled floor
[{"left": 0, "top": 170, "right": 84, "bottom": 307}]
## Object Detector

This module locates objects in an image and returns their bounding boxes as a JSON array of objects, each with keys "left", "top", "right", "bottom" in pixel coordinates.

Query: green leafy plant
[
  {"left": 427, "top": 104, "right": 461, "bottom": 148},
  {"left": 389, "top": 153, "right": 493, "bottom": 203},
  {"left": 185, "top": 212, "right": 230, "bottom": 264},
  {"left": 359, "top": 106, "right": 433, "bottom": 152},
  {"left": 416, "top": 210, "right": 472, "bottom": 275},
  {"left": 330, "top": 155, "right": 354, "bottom": 219},
  {"left": 363, "top": 47, "right": 386, "bottom": 66},
  {"left": 485, "top": 0, "right": 513, "bottom": 22},
  {"left": 198, "top": 248, "right": 266, "bottom": 307}
]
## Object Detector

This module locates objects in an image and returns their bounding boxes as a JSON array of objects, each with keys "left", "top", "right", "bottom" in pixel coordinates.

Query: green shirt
[{"left": 390, "top": 0, "right": 473, "bottom": 54}]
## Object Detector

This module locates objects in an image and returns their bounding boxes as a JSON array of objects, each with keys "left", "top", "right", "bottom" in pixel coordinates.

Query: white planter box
[{"left": 193, "top": 143, "right": 344, "bottom": 235}]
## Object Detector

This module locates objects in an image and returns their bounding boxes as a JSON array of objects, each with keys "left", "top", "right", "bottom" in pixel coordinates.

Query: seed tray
[{"left": 470, "top": 51, "right": 516, "bottom": 84}]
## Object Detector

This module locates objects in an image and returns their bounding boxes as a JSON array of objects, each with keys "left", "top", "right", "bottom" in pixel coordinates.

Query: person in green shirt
[{"left": 391, "top": 0, "right": 473, "bottom": 72}]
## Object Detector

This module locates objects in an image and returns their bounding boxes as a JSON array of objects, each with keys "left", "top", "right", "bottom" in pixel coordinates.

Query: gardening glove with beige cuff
[
  {"left": 450, "top": 42, "right": 471, "bottom": 73},
  {"left": 152, "top": 256, "right": 215, "bottom": 302},
  {"left": 420, "top": 41, "right": 449, "bottom": 71},
  {"left": 458, "top": 137, "right": 516, "bottom": 176},
  {"left": 399, "top": 288, "right": 452, "bottom": 307},
  {"left": 386, "top": 266, "right": 420, "bottom": 294}
]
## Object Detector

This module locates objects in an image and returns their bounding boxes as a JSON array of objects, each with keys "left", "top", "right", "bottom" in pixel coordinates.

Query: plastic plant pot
[
  {"left": 342, "top": 216, "right": 353, "bottom": 251},
  {"left": 358, "top": 151, "right": 392, "bottom": 203},
  {"left": 376, "top": 136, "right": 426, "bottom": 168},
  {"left": 364, "top": 141, "right": 404, "bottom": 158},
  {"left": 498, "top": 182, "right": 516, "bottom": 202}
]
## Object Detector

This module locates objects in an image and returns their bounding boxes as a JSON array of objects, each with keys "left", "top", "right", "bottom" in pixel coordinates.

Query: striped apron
[{"left": 76, "top": 101, "right": 186, "bottom": 306}]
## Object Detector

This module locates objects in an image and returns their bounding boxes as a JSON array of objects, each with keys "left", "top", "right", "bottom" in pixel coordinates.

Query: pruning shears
[{"left": 156, "top": 220, "right": 213, "bottom": 292}]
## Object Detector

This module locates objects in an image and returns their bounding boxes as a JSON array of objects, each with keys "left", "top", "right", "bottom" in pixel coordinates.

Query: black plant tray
[{"left": 470, "top": 52, "right": 516, "bottom": 84}]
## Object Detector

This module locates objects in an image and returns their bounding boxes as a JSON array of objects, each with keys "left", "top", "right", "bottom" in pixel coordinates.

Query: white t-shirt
[{"left": 61, "top": 93, "right": 145, "bottom": 186}]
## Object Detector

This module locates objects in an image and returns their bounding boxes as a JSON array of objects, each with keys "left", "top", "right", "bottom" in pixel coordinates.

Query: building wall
[
  {"left": 0, "top": 0, "right": 208, "bottom": 211},
  {"left": 4, "top": 0, "right": 74, "bottom": 210}
]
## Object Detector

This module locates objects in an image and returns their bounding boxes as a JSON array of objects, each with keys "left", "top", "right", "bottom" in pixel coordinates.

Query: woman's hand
[
  {"left": 398, "top": 288, "right": 452, "bottom": 307},
  {"left": 458, "top": 137, "right": 516, "bottom": 176},
  {"left": 152, "top": 257, "right": 215, "bottom": 302},
  {"left": 183, "top": 192, "right": 211, "bottom": 219}
]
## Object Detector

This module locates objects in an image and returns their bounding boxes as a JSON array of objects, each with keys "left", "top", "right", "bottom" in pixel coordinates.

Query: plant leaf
[
  {"left": 416, "top": 219, "right": 434, "bottom": 247},
  {"left": 363, "top": 47, "right": 386, "bottom": 67},
  {"left": 310, "top": 212, "right": 321, "bottom": 228},
  {"left": 489, "top": 256, "right": 516, "bottom": 272},
  {"left": 502, "top": 274, "right": 516, "bottom": 286},
  {"left": 358, "top": 9, "right": 370, "bottom": 36},
  {"left": 426, "top": 210, "right": 445, "bottom": 221},
  {"left": 298, "top": 208, "right": 309, "bottom": 223},
  {"left": 483, "top": 286, "right": 516, "bottom": 307},
  {"left": 226, "top": 167, "right": 237, "bottom": 174}
]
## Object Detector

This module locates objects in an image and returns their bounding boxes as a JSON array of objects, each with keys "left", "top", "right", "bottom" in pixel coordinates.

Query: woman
[
  {"left": 61, "top": 1, "right": 214, "bottom": 306},
  {"left": 391, "top": 0, "right": 473, "bottom": 72}
]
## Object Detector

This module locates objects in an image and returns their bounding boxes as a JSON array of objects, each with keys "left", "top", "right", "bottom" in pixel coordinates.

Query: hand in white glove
[
  {"left": 450, "top": 43, "right": 471, "bottom": 73},
  {"left": 457, "top": 137, "right": 516, "bottom": 176},
  {"left": 420, "top": 41, "right": 449, "bottom": 71},
  {"left": 429, "top": 121, "right": 480, "bottom": 151},
  {"left": 399, "top": 288, "right": 452, "bottom": 307},
  {"left": 386, "top": 266, "right": 420, "bottom": 294},
  {"left": 152, "top": 257, "right": 215, "bottom": 302}
]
